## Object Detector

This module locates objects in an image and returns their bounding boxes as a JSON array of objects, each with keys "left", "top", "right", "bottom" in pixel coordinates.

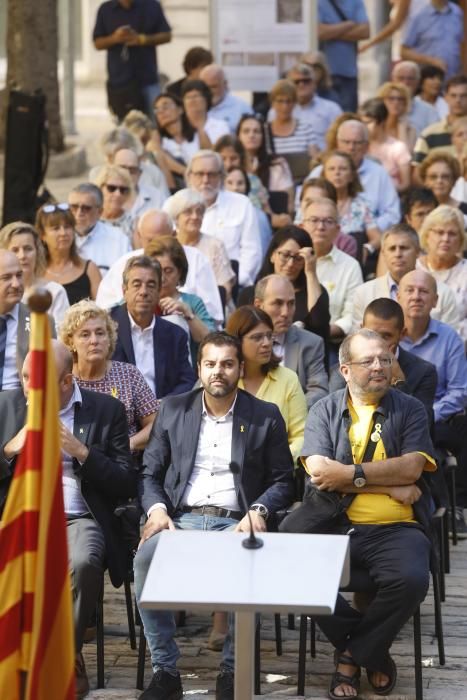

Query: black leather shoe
[
  {"left": 138, "top": 669, "right": 183, "bottom": 700},
  {"left": 216, "top": 670, "right": 234, "bottom": 700}
]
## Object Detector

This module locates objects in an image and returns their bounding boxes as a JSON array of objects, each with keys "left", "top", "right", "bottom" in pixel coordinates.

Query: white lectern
[{"left": 140, "top": 530, "right": 349, "bottom": 699}]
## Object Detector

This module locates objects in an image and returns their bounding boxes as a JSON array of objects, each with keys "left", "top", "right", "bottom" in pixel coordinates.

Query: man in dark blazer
[
  {"left": 110, "top": 255, "right": 195, "bottom": 399},
  {"left": 329, "top": 298, "right": 437, "bottom": 427},
  {"left": 134, "top": 331, "right": 294, "bottom": 700},
  {"left": 0, "top": 341, "right": 135, "bottom": 699},
  {"left": 0, "top": 250, "right": 57, "bottom": 392},
  {"left": 253, "top": 275, "right": 328, "bottom": 408}
]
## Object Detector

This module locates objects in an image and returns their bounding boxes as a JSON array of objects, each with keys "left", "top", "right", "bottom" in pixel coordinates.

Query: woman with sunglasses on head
[
  {"left": 238, "top": 225, "right": 330, "bottom": 346},
  {"left": 92, "top": 164, "right": 135, "bottom": 239},
  {"left": 237, "top": 114, "right": 294, "bottom": 227},
  {"left": 35, "top": 204, "right": 101, "bottom": 306},
  {"left": 0, "top": 221, "right": 70, "bottom": 326}
]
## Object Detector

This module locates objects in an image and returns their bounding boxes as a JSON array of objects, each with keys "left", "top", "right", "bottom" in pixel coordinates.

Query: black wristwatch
[
  {"left": 250, "top": 503, "right": 269, "bottom": 520},
  {"left": 353, "top": 464, "right": 367, "bottom": 488}
]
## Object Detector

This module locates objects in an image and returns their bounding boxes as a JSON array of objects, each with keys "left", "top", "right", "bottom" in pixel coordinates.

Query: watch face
[{"left": 354, "top": 477, "right": 366, "bottom": 488}]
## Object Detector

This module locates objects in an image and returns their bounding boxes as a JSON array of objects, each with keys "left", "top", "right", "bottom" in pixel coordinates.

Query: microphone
[{"left": 230, "top": 461, "right": 263, "bottom": 550}]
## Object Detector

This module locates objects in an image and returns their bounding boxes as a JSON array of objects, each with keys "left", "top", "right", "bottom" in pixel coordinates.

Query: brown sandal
[{"left": 366, "top": 655, "right": 397, "bottom": 696}]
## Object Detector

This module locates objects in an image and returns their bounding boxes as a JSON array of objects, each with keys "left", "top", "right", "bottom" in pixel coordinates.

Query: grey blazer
[{"left": 283, "top": 325, "right": 328, "bottom": 409}]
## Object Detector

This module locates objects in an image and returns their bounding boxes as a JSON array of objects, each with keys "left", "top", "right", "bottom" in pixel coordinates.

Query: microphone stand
[{"left": 230, "top": 461, "right": 263, "bottom": 549}]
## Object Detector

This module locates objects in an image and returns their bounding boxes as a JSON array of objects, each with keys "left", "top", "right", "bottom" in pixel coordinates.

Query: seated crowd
[{"left": 1, "top": 33, "right": 467, "bottom": 700}]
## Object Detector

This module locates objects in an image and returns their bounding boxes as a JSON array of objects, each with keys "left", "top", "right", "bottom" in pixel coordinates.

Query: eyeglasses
[
  {"left": 348, "top": 356, "right": 393, "bottom": 369},
  {"left": 292, "top": 78, "right": 313, "bottom": 86},
  {"left": 304, "top": 216, "right": 336, "bottom": 227},
  {"left": 104, "top": 184, "right": 130, "bottom": 195},
  {"left": 274, "top": 98, "right": 295, "bottom": 104},
  {"left": 426, "top": 173, "right": 452, "bottom": 182},
  {"left": 69, "top": 203, "right": 95, "bottom": 213},
  {"left": 154, "top": 103, "right": 176, "bottom": 114},
  {"left": 190, "top": 170, "right": 221, "bottom": 181},
  {"left": 244, "top": 331, "right": 273, "bottom": 343},
  {"left": 276, "top": 250, "right": 303, "bottom": 265},
  {"left": 42, "top": 203, "right": 69, "bottom": 214},
  {"left": 386, "top": 95, "right": 406, "bottom": 103}
]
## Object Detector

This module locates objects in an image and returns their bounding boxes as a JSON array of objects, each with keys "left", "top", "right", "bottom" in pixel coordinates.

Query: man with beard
[
  {"left": 134, "top": 331, "right": 294, "bottom": 700},
  {"left": 289, "top": 328, "right": 436, "bottom": 699}
]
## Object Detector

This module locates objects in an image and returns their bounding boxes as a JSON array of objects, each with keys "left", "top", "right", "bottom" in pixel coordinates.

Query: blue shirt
[
  {"left": 93, "top": 0, "right": 171, "bottom": 87},
  {"left": 402, "top": 2, "right": 464, "bottom": 80},
  {"left": 400, "top": 319, "right": 467, "bottom": 422},
  {"left": 318, "top": 0, "right": 368, "bottom": 78},
  {"left": 209, "top": 92, "right": 252, "bottom": 133}
]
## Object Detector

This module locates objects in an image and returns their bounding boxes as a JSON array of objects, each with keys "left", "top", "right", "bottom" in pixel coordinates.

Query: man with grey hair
[
  {"left": 96, "top": 208, "right": 224, "bottom": 323},
  {"left": 253, "top": 274, "right": 328, "bottom": 407},
  {"left": 199, "top": 63, "right": 252, "bottom": 132},
  {"left": 308, "top": 119, "right": 400, "bottom": 231},
  {"left": 351, "top": 223, "right": 460, "bottom": 331},
  {"left": 391, "top": 61, "right": 439, "bottom": 135},
  {"left": 68, "top": 183, "right": 132, "bottom": 276},
  {"left": 269, "top": 63, "right": 342, "bottom": 150},
  {"left": 186, "top": 150, "right": 262, "bottom": 287},
  {"left": 283, "top": 327, "right": 436, "bottom": 698}
]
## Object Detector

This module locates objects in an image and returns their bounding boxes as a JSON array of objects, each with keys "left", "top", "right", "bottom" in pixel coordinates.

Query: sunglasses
[
  {"left": 42, "top": 203, "right": 70, "bottom": 214},
  {"left": 293, "top": 78, "right": 313, "bottom": 86},
  {"left": 104, "top": 184, "right": 130, "bottom": 195},
  {"left": 69, "top": 203, "right": 95, "bottom": 213}
]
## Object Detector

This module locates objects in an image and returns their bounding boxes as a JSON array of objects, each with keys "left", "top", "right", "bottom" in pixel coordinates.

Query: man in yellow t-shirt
[{"left": 301, "top": 328, "right": 436, "bottom": 700}]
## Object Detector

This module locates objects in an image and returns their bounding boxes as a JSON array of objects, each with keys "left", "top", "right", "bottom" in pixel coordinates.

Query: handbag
[{"left": 279, "top": 413, "right": 386, "bottom": 534}]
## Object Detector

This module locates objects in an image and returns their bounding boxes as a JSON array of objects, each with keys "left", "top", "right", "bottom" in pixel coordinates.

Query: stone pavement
[{"left": 83, "top": 534, "right": 467, "bottom": 700}]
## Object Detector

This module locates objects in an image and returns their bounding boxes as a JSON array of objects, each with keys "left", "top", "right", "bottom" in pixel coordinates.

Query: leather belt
[{"left": 181, "top": 505, "right": 243, "bottom": 521}]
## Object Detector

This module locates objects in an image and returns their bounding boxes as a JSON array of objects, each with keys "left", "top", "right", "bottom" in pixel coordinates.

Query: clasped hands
[{"left": 139, "top": 507, "right": 266, "bottom": 548}]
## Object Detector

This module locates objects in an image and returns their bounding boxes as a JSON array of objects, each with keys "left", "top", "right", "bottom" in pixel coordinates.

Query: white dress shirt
[
  {"left": 75, "top": 220, "right": 132, "bottom": 276},
  {"left": 95, "top": 246, "right": 223, "bottom": 322},
  {"left": 182, "top": 393, "right": 239, "bottom": 510},
  {"left": 316, "top": 246, "right": 363, "bottom": 335},
  {"left": 129, "top": 312, "right": 157, "bottom": 395},
  {"left": 60, "top": 382, "right": 88, "bottom": 516},
  {"left": 1, "top": 304, "right": 20, "bottom": 390},
  {"left": 201, "top": 189, "right": 262, "bottom": 287}
]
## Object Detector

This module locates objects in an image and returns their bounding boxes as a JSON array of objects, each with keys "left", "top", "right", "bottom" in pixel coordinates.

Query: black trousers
[
  {"left": 315, "top": 523, "right": 430, "bottom": 670},
  {"left": 434, "top": 413, "right": 467, "bottom": 507}
]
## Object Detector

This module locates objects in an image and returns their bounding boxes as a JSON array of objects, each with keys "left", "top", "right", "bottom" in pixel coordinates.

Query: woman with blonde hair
[
  {"left": 35, "top": 204, "right": 101, "bottom": 305},
  {"left": 92, "top": 164, "right": 135, "bottom": 239},
  {"left": 59, "top": 299, "right": 158, "bottom": 452},
  {"left": 417, "top": 205, "right": 467, "bottom": 341},
  {"left": 0, "top": 220, "right": 69, "bottom": 326},
  {"left": 377, "top": 81, "right": 417, "bottom": 151},
  {"left": 268, "top": 79, "right": 318, "bottom": 157}
]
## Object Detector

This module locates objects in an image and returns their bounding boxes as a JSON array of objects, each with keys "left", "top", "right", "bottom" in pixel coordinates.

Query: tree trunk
[{"left": 0, "top": 0, "right": 64, "bottom": 152}]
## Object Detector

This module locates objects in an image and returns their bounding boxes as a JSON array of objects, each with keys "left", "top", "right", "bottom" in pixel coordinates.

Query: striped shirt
[
  {"left": 412, "top": 117, "right": 452, "bottom": 164},
  {"left": 271, "top": 119, "right": 317, "bottom": 155}
]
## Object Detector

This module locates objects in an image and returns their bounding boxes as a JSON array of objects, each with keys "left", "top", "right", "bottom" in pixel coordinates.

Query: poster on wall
[{"left": 209, "top": 0, "right": 317, "bottom": 92}]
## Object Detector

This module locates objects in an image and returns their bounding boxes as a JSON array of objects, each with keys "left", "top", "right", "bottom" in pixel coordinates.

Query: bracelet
[{"left": 139, "top": 34, "right": 146, "bottom": 45}]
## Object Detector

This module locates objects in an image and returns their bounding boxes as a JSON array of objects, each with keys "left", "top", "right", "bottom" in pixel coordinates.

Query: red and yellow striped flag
[{"left": 0, "top": 303, "right": 75, "bottom": 699}]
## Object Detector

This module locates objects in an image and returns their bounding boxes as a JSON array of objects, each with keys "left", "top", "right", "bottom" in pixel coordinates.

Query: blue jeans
[
  {"left": 142, "top": 82, "right": 161, "bottom": 123},
  {"left": 134, "top": 512, "right": 237, "bottom": 675}
]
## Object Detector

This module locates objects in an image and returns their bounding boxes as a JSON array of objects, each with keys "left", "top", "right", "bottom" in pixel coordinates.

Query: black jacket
[{"left": 0, "top": 387, "right": 136, "bottom": 587}]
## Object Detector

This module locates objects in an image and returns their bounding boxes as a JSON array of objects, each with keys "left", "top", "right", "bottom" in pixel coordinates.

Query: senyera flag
[{"left": 0, "top": 291, "right": 75, "bottom": 699}]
